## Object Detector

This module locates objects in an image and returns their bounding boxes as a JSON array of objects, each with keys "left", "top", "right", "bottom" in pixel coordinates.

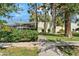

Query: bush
[
  {"left": 11, "top": 29, "right": 23, "bottom": 42},
  {"left": 25, "top": 30, "right": 38, "bottom": 41},
  {"left": 0, "top": 30, "right": 16, "bottom": 42},
  {"left": 11, "top": 29, "right": 38, "bottom": 42},
  {"left": 0, "top": 29, "right": 38, "bottom": 42}
]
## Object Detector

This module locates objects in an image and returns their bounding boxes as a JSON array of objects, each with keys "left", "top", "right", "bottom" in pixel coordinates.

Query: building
[
  {"left": 38, "top": 22, "right": 64, "bottom": 33},
  {"left": 71, "top": 22, "right": 79, "bottom": 32},
  {"left": 9, "top": 22, "right": 35, "bottom": 30},
  {"left": 38, "top": 21, "right": 79, "bottom": 33},
  {"left": 7, "top": 21, "right": 79, "bottom": 33}
]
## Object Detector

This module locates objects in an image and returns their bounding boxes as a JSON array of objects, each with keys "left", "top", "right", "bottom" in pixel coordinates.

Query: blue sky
[
  {"left": 0, "top": 3, "right": 79, "bottom": 25},
  {"left": 1, "top": 3, "right": 30, "bottom": 25}
]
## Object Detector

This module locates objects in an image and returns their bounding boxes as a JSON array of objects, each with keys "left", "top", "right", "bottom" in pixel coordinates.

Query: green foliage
[
  {"left": 25, "top": 30, "right": 38, "bottom": 41},
  {"left": 0, "top": 29, "right": 38, "bottom": 42},
  {"left": 12, "top": 29, "right": 38, "bottom": 41},
  {"left": 0, "top": 4, "right": 21, "bottom": 18},
  {"left": 1, "top": 25, "right": 12, "bottom": 32},
  {"left": 56, "top": 16, "right": 64, "bottom": 26},
  {"left": 28, "top": 3, "right": 37, "bottom": 22},
  {"left": 0, "top": 20, "right": 7, "bottom": 24},
  {"left": 0, "top": 30, "right": 15, "bottom": 42},
  {"left": 28, "top": 3, "right": 51, "bottom": 22}
]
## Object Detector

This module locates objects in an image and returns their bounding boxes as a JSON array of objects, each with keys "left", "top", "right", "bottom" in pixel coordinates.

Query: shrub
[
  {"left": 0, "top": 30, "right": 15, "bottom": 42},
  {"left": 25, "top": 30, "right": 38, "bottom": 41},
  {"left": 11, "top": 29, "right": 38, "bottom": 42},
  {"left": 2, "top": 25, "right": 12, "bottom": 32},
  {"left": 0, "top": 29, "right": 38, "bottom": 42},
  {"left": 11, "top": 29, "right": 23, "bottom": 42}
]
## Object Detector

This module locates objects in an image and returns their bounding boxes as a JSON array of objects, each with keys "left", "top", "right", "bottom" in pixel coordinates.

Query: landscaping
[
  {"left": 39, "top": 32, "right": 79, "bottom": 41},
  {"left": 0, "top": 3, "right": 79, "bottom": 56},
  {"left": 0, "top": 29, "right": 38, "bottom": 42},
  {"left": 0, "top": 47, "right": 38, "bottom": 56}
]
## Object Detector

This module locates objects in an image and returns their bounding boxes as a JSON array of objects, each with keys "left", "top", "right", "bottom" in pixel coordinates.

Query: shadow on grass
[{"left": 39, "top": 33, "right": 64, "bottom": 37}]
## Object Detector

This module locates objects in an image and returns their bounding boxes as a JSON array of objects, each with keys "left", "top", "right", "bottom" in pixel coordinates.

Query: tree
[
  {"left": 50, "top": 3, "right": 57, "bottom": 33},
  {"left": 41, "top": 3, "right": 48, "bottom": 33},
  {"left": 58, "top": 3, "right": 79, "bottom": 37},
  {"left": 38, "top": 3, "right": 51, "bottom": 33},
  {"left": 28, "top": 3, "right": 38, "bottom": 30},
  {"left": 28, "top": 3, "right": 51, "bottom": 33},
  {"left": 65, "top": 9, "right": 72, "bottom": 37},
  {"left": 0, "top": 3, "right": 20, "bottom": 18},
  {"left": 56, "top": 16, "right": 64, "bottom": 26},
  {"left": 0, "top": 20, "right": 7, "bottom": 24}
]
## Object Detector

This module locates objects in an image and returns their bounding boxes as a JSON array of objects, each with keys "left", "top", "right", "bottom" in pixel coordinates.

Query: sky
[
  {"left": 1, "top": 3, "right": 30, "bottom": 25},
  {"left": 0, "top": 3, "right": 79, "bottom": 25}
]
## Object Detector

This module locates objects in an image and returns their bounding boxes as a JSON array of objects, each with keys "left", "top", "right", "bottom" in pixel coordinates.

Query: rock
[
  {"left": 38, "top": 49, "right": 60, "bottom": 56},
  {"left": 38, "top": 42, "right": 64, "bottom": 56}
]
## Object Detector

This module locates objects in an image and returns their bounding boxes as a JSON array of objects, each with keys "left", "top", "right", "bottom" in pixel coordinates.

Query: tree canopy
[{"left": 0, "top": 3, "right": 21, "bottom": 18}]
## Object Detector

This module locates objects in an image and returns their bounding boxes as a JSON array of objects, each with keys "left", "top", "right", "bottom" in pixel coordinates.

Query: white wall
[
  {"left": 38, "top": 22, "right": 50, "bottom": 33},
  {"left": 38, "top": 22, "right": 79, "bottom": 33},
  {"left": 38, "top": 22, "right": 63, "bottom": 33},
  {"left": 71, "top": 22, "right": 79, "bottom": 31}
]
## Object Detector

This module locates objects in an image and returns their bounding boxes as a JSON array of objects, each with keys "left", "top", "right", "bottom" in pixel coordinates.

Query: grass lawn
[
  {"left": 40, "top": 32, "right": 79, "bottom": 41},
  {"left": 0, "top": 47, "right": 38, "bottom": 56}
]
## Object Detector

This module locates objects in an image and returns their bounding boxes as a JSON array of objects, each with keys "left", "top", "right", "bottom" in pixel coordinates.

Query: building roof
[{"left": 8, "top": 22, "right": 35, "bottom": 27}]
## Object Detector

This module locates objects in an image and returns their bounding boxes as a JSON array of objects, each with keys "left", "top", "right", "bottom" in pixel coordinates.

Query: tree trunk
[
  {"left": 50, "top": 3, "right": 56, "bottom": 33},
  {"left": 35, "top": 3, "right": 38, "bottom": 30},
  {"left": 44, "top": 21, "right": 47, "bottom": 33},
  {"left": 43, "top": 6, "right": 47, "bottom": 34},
  {"left": 65, "top": 10, "right": 72, "bottom": 38}
]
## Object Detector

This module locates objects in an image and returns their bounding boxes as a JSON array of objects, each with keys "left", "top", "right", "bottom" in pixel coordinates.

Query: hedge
[{"left": 0, "top": 29, "right": 38, "bottom": 42}]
